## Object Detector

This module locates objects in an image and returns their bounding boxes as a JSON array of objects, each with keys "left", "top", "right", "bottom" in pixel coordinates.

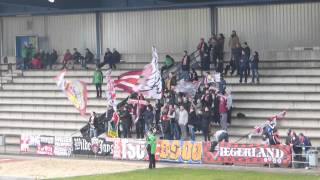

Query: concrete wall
[{"left": 217, "top": 2, "right": 320, "bottom": 51}]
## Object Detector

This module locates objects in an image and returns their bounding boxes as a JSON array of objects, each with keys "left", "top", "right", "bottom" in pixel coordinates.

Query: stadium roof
[{"left": 0, "top": 0, "right": 317, "bottom": 16}]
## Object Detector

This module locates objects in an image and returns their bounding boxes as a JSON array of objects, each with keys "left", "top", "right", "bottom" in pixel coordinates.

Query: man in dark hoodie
[{"left": 143, "top": 105, "right": 154, "bottom": 133}]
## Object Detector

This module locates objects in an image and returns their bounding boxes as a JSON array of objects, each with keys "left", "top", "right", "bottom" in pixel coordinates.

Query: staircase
[{"left": 0, "top": 51, "right": 320, "bottom": 153}]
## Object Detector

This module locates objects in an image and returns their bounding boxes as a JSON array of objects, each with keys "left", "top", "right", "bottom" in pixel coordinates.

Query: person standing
[
  {"left": 143, "top": 105, "right": 154, "bottom": 133},
  {"left": 197, "top": 38, "right": 209, "bottom": 75},
  {"left": 239, "top": 50, "right": 248, "bottom": 83},
  {"left": 181, "top": 51, "right": 190, "bottom": 81},
  {"left": 146, "top": 128, "right": 156, "bottom": 169},
  {"left": 202, "top": 106, "right": 211, "bottom": 141},
  {"left": 187, "top": 106, "right": 197, "bottom": 141},
  {"left": 93, "top": 67, "right": 103, "bottom": 98},
  {"left": 243, "top": 42, "right": 251, "bottom": 76},
  {"left": 178, "top": 105, "right": 188, "bottom": 140},
  {"left": 251, "top": 51, "right": 260, "bottom": 83},
  {"left": 88, "top": 112, "right": 98, "bottom": 138},
  {"left": 121, "top": 105, "right": 132, "bottom": 138},
  {"left": 216, "top": 34, "right": 225, "bottom": 73},
  {"left": 226, "top": 89, "right": 233, "bottom": 125},
  {"left": 229, "top": 30, "right": 240, "bottom": 65},
  {"left": 219, "top": 93, "right": 228, "bottom": 131},
  {"left": 208, "top": 34, "right": 218, "bottom": 68}
]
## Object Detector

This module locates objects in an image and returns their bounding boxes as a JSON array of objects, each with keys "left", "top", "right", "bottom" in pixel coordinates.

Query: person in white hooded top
[{"left": 178, "top": 105, "right": 188, "bottom": 140}]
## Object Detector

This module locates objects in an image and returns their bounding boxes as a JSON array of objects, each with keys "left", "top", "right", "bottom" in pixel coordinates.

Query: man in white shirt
[{"left": 178, "top": 105, "right": 188, "bottom": 140}]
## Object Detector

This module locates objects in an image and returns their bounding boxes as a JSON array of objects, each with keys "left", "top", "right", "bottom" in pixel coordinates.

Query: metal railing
[
  {"left": 291, "top": 145, "right": 319, "bottom": 169},
  {"left": 161, "top": 49, "right": 200, "bottom": 81}
]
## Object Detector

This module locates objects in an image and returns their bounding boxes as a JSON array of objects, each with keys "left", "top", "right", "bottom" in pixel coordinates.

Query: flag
[
  {"left": 174, "top": 79, "right": 201, "bottom": 97},
  {"left": 54, "top": 70, "right": 88, "bottom": 116},
  {"left": 105, "top": 69, "right": 117, "bottom": 110},
  {"left": 114, "top": 70, "right": 143, "bottom": 93},
  {"left": 248, "top": 110, "right": 287, "bottom": 138},
  {"left": 134, "top": 47, "right": 162, "bottom": 99},
  {"left": 114, "top": 47, "right": 162, "bottom": 99},
  {"left": 268, "top": 110, "right": 287, "bottom": 121}
]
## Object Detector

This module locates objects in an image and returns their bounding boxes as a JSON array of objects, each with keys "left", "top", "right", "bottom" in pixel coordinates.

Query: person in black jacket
[
  {"left": 188, "top": 106, "right": 197, "bottom": 141},
  {"left": 181, "top": 51, "right": 191, "bottom": 80},
  {"left": 243, "top": 42, "right": 251, "bottom": 76},
  {"left": 202, "top": 106, "right": 211, "bottom": 141},
  {"left": 121, "top": 105, "right": 132, "bottom": 138},
  {"left": 48, "top": 49, "right": 58, "bottom": 70},
  {"left": 99, "top": 48, "right": 113, "bottom": 69},
  {"left": 84, "top": 48, "right": 94, "bottom": 69},
  {"left": 111, "top": 48, "right": 121, "bottom": 69}
]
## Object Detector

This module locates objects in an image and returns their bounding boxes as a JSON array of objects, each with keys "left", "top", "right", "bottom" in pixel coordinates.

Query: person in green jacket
[
  {"left": 161, "top": 55, "right": 175, "bottom": 74},
  {"left": 146, "top": 127, "right": 157, "bottom": 169},
  {"left": 93, "top": 67, "right": 103, "bottom": 98}
]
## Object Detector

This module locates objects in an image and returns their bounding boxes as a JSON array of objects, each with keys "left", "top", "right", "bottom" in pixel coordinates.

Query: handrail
[{"left": 162, "top": 49, "right": 200, "bottom": 80}]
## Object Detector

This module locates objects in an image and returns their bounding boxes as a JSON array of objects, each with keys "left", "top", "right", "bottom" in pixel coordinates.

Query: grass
[{"left": 53, "top": 167, "right": 320, "bottom": 180}]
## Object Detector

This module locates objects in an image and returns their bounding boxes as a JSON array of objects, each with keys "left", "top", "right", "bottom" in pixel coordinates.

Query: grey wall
[
  {"left": 101, "top": 8, "right": 211, "bottom": 54},
  {"left": 217, "top": 2, "right": 320, "bottom": 51}
]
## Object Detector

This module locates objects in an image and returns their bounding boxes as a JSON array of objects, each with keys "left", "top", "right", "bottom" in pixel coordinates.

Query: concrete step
[
  {"left": 0, "top": 90, "right": 128, "bottom": 102},
  {"left": 233, "top": 92, "right": 320, "bottom": 101},
  {"left": 10, "top": 75, "right": 320, "bottom": 84},
  {"left": 233, "top": 100, "right": 320, "bottom": 110},
  {"left": 232, "top": 108, "right": 320, "bottom": 119},
  {"left": 0, "top": 112, "right": 87, "bottom": 121},
  {"left": 228, "top": 84, "right": 320, "bottom": 92},
  {"left": 0, "top": 92, "right": 319, "bottom": 103},
  {"left": 0, "top": 127, "right": 81, "bottom": 137},
  {"left": 0, "top": 104, "right": 107, "bottom": 114},
  {"left": 0, "top": 98, "right": 319, "bottom": 111},
  {"left": 3, "top": 83, "right": 320, "bottom": 92},
  {"left": 0, "top": 119, "right": 85, "bottom": 131},
  {"left": 231, "top": 117, "right": 320, "bottom": 130}
]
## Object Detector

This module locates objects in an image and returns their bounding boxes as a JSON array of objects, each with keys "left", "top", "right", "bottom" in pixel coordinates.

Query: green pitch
[{"left": 54, "top": 167, "right": 320, "bottom": 180}]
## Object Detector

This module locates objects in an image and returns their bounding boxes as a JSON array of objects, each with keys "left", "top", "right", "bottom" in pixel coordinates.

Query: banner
[
  {"left": 37, "top": 136, "right": 55, "bottom": 156},
  {"left": 158, "top": 140, "right": 202, "bottom": 164},
  {"left": 72, "top": 137, "right": 113, "bottom": 156},
  {"left": 111, "top": 139, "right": 148, "bottom": 161},
  {"left": 20, "top": 135, "right": 40, "bottom": 152},
  {"left": 54, "top": 70, "right": 88, "bottom": 116},
  {"left": 54, "top": 136, "right": 72, "bottom": 157},
  {"left": 105, "top": 70, "right": 117, "bottom": 110},
  {"left": 202, "top": 142, "right": 292, "bottom": 167},
  {"left": 174, "top": 80, "right": 201, "bottom": 97}
]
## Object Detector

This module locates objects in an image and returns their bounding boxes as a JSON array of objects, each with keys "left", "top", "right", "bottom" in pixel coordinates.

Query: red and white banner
[
  {"left": 105, "top": 70, "right": 117, "bottom": 110},
  {"left": 202, "top": 142, "right": 292, "bottom": 167}
]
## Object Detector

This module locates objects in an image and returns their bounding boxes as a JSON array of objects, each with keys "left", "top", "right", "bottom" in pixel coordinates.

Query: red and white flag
[
  {"left": 114, "top": 70, "right": 143, "bottom": 93},
  {"left": 114, "top": 47, "right": 162, "bottom": 99}
]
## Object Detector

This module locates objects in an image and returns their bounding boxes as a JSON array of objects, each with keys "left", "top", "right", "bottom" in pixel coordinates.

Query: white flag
[{"left": 134, "top": 47, "right": 162, "bottom": 99}]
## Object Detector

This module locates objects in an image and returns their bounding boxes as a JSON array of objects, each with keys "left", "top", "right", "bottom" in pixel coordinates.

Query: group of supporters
[{"left": 20, "top": 45, "right": 121, "bottom": 71}]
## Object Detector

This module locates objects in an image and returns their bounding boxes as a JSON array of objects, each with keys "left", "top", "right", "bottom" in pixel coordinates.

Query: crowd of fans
[{"left": 19, "top": 45, "right": 121, "bottom": 71}]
